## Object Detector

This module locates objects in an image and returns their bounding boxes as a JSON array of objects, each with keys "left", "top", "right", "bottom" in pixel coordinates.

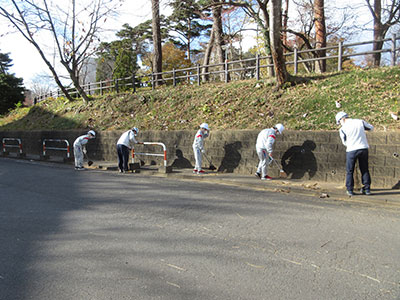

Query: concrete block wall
[{"left": 1, "top": 130, "right": 399, "bottom": 188}]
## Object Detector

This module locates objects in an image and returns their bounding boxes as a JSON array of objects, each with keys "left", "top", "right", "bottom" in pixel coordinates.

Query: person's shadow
[
  {"left": 281, "top": 140, "right": 317, "bottom": 179},
  {"left": 218, "top": 141, "right": 242, "bottom": 173},
  {"left": 171, "top": 149, "right": 193, "bottom": 169}
]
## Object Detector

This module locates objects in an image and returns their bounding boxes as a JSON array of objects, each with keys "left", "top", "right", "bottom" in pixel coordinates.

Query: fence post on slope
[
  {"left": 391, "top": 34, "right": 397, "bottom": 67},
  {"left": 337, "top": 41, "right": 343, "bottom": 72}
]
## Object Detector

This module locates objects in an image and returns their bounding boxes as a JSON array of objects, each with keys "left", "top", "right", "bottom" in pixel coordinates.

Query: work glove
[
  {"left": 83, "top": 148, "right": 87, "bottom": 154},
  {"left": 201, "top": 149, "right": 205, "bottom": 153}
]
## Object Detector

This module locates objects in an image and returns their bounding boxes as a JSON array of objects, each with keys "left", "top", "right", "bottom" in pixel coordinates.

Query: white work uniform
[
  {"left": 339, "top": 119, "right": 374, "bottom": 152},
  {"left": 117, "top": 130, "right": 138, "bottom": 149},
  {"left": 192, "top": 129, "right": 208, "bottom": 171},
  {"left": 255, "top": 128, "right": 276, "bottom": 177},
  {"left": 73, "top": 134, "right": 91, "bottom": 168}
]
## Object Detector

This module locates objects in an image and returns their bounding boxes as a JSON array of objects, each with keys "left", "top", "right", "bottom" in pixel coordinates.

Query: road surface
[{"left": 1, "top": 158, "right": 399, "bottom": 299}]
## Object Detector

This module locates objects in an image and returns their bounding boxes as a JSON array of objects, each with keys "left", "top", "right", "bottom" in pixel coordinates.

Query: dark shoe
[
  {"left": 360, "top": 188, "right": 371, "bottom": 195},
  {"left": 193, "top": 169, "right": 198, "bottom": 174},
  {"left": 346, "top": 190, "right": 354, "bottom": 196},
  {"left": 198, "top": 170, "right": 205, "bottom": 174},
  {"left": 255, "top": 172, "right": 261, "bottom": 179}
]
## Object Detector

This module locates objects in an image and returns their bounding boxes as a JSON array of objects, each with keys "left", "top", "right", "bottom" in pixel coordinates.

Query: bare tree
[
  {"left": 202, "top": 2, "right": 225, "bottom": 81},
  {"left": 219, "top": 0, "right": 275, "bottom": 77},
  {"left": 0, "top": 0, "right": 117, "bottom": 102},
  {"left": 29, "top": 73, "right": 57, "bottom": 99},
  {"left": 365, "top": 0, "right": 400, "bottom": 66},
  {"left": 314, "top": 0, "right": 326, "bottom": 73},
  {"left": 152, "top": 0, "right": 163, "bottom": 86},
  {"left": 269, "top": 0, "right": 288, "bottom": 86},
  {"left": 285, "top": 0, "right": 356, "bottom": 73}
]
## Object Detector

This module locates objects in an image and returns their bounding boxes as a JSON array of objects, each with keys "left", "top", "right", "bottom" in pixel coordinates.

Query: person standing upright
[
  {"left": 335, "top": 111, "right": 374, "bottom": 196},
  {"left": 117, "top": 127, "right": 142, "bottom": 173}
]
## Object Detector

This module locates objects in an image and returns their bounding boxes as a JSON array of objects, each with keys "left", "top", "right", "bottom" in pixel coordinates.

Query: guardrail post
[
  {"left": 42, "top": 139, "right": 71, "bottom": 161},
  {"left": 197, "top": 64, "right": 201, "bottom": 86},
  {"left": 294, "top": 46, "right": 298, "bottom": 75},
  {"left": 337, "top": 41, "right": 343, "bottom": 72},
  {"left": 173, "top": 68, "right": 176, "bottom": 87},
  {"left": 152, "top": 73, "right": 155, "bottom": 90},
  {"left": 391, "top": 34, "right": 397, "bottom": 67},
  {"left": 256, "top": 53, "right": 260, "bottom": 81},
  {"left": 2, "top": 138, "right": 24, "bottom": 156}
]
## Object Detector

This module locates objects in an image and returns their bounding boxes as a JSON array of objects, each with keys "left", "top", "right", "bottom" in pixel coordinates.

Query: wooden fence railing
[{"left": 35, "top": 34, "right": 400, "bottom": 103}]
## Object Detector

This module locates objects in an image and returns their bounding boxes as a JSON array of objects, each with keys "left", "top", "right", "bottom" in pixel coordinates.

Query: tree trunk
[
  {"left": 373, "top": 0, "right": 383, "bottom": 67},
  {"left": 259, "top": 3, "right": 275, "bottom": 77},
  {"left": 212, "top": 3, "right": 225, "bottom": 81},
  {"left": 314, "top": 0, "right": 326, "bottom": 73},
  {"left": 269, "top": 0, "right": 288, "bottom": 86},
  {"left": 151, "top": 0, "right": 163, "bottom": 86},
  {"left": 187, "top": 18, "right": 191, "bottom": 62},
  {"left": 202, "top": 26, "right": 215, "bottom": 82},
  {"left": 282, "top": 0, "right": 289, "bottom": 48}
]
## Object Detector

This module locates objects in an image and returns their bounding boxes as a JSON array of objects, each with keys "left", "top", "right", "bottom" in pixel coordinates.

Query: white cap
[
  {"left": 275, "top": 123, "right": 284, "bottom": 134},
  {"left": 88, "top": 130, "right": 96, "bottom": 137},
  {"left": 132, "top": 127, "right": 139, "bottom": 135},
  {"left": 335, "top": 111, "right": 348, "bottom": 124},
  {"left": 200, "top": 123, "right": 209, "bottom": 131}
]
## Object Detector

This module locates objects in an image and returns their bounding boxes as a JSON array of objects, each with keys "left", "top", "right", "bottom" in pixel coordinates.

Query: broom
[
  {"left": 270, "top": 158, "right": 287, "bottom": 178},
  {"left": 203, "top": 152, "right": 217, "bottom": 170},
  {"left": 84, "top": 151, "right": 94, "bottom": 166}
]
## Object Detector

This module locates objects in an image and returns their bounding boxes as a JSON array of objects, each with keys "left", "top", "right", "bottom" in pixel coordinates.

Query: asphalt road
[{"left": 1, "top": 158, "right": 399, "bottom": 300}]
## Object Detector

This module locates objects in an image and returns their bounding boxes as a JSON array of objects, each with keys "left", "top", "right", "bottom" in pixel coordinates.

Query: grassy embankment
[{"left": 1, "top": 66, "right": 399, "bottom": 131}]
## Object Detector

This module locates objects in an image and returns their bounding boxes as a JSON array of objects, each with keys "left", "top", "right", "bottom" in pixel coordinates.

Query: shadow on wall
[
  {"left": 393, "top": 181, "right": 400, "bottom": 189},
  {"left": 281, "top": 140, "right": 317, "bottom": 179},
  {"left": 171, "top": 149, "right": 193, "bottom": 169},
  {"left": 0, "top": 105, "right": 81, "bottom": 131},
  {"left": 218, "top": 141, "right": 242, "bottom": 173}
]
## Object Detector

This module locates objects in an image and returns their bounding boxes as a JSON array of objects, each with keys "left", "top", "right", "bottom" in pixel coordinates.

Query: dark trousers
[
  {"left": 346, "top": 148, "right": 371, "bottom": 192},
  {"left": 117, "top": 144, "right": 130, "bottom": 171}
]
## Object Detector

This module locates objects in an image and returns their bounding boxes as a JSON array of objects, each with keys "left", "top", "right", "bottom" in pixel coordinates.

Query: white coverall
[
  {"left": 117, "top": 130, "right": 139, "bottom": 171},
  {"left": 192, "top": 129, "right": 208, "bottom": 171},
  {"left": 73, "top": 134, "right": 91, "bottom": 168},
  {"left": 117, "top": 130, "right": 138, "bottom": 148},
  {"left": 255, "top": 128, "right": 276, "bottom": 177}
]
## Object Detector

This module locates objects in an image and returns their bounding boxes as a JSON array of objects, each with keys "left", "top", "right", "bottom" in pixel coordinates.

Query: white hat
[
  {"left": 88, "top": 130, "right": 96, "bottom": 137},
  {"left": 335, "top": 111, "right": 348, "bottom": 124},
  {"left": 200, "top": 123, "right": 209, "bottom": 131},
  {"left": 275, "top": 123, "right": 284, "bottom": 134}
]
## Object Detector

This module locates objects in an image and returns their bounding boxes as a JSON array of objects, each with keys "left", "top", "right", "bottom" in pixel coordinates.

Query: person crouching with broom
[
  {"left": 255, "top": 124, "right": 284, "bottom": 180},
  {"left": 192, "top": 123, "right": 210, "bottom": 174}
]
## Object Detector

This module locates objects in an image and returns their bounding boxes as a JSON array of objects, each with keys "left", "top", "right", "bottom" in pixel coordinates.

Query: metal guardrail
[
  {"left": 2, "top": 138, "right": 23, "bottom": 155},
  {"left": 132, "top": 142, "right": 167, "bottom": 167},
  {"left": 42, "top": 139, "right": 70, "bottom": 158}
]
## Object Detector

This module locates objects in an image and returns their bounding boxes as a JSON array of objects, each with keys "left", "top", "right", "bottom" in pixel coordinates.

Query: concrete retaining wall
[{"left": 1, "top": 130, "right": 399, "bottom": 188}]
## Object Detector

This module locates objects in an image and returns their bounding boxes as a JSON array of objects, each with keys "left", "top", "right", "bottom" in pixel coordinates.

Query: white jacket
[
  {"left": 339, "top": 118, "right": 373, "bottom": 152},
  {"left": 117, "top": 130, "right": 138, "bottom": 149},
  {"left": 73, "top": 134, "right": 91, "bottom": 147},
  {"left": 256, "top": 128, "right": 276, "bottom": 153},
  {"left": 193, "top": 129, "right": 208, "bottom": 150}
]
